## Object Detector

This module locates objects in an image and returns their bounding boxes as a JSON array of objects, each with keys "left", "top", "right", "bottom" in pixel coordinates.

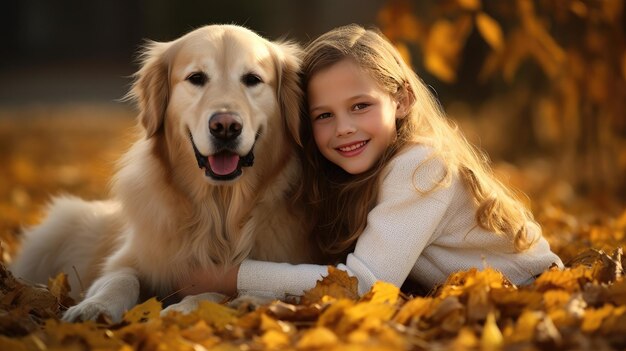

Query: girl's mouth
[{"left": 336, "top": 140, "right": 369, "bottom": 157}]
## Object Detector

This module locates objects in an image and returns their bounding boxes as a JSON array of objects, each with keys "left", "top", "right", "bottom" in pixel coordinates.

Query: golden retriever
[{"left": 10, "top": 24, "right": 313, "bottom": 322}]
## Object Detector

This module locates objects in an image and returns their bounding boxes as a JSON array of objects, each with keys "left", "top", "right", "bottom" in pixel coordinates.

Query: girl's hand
[{"left": 176, "top": 264, "right": 239, "bottom": 298}]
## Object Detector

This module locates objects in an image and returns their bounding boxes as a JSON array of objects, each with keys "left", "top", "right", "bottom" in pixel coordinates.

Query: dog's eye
[
  {"left": 242, "top": 73, "right": 262, "bottom": 87},
  {"left": 186, "top": 72, "right": 208, "bottom": 86}
]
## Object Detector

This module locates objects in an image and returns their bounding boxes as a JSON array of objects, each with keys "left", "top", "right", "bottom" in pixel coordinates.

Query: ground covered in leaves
[{"left": 1, "top": 105, "right": 625, "bottom": 350}]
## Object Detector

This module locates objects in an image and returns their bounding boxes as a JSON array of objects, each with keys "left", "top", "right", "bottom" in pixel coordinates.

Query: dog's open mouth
[{"left": 189, "top": 133, "right": 254, "bottom": 181}]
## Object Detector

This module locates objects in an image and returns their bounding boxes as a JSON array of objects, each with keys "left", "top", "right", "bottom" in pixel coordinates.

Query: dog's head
[{"left": 128, "top": 25, "right": 302, "bottom": 184}]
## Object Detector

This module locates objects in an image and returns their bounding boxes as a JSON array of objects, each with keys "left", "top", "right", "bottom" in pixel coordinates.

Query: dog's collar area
[{"left": 189, "top": 131, "right": 255, "bottom": 181}]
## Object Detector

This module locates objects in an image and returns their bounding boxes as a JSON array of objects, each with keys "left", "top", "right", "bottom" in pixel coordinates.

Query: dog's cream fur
[{"left": 10, "top": 25, "right": 313, "bottom": 322}]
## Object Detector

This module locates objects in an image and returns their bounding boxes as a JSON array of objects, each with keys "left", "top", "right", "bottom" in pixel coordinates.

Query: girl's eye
[
  {"left": 353, "top": 103, "right": 370, "bottom": 111},
  {"left": 186, "top": 72, "right": 208, "bottom": 86},
  {"left": 315, "top": 112, "right": 332, "bottom": 121}
]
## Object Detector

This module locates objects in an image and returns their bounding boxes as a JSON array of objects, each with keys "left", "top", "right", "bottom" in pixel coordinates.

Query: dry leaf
[
  {"left": 543, "top": 290, "right": 572, "bottom": 311},
  {"left": 191, "top": 301, "right": 239, "bottom": 329},
  {"left": 296, "top": 326, "right": 338, "bottom": 349},
  {"left": 581, "top": 304, "right": 613, "bottom": 333},
  {"left": 360, "top": 281, "right": 399, "bottom": 305},
  {"left": 0, "top": 335, "right": 29, "bottom": 351},
  {"left": 393, "top": 297, "right": 431, "bottom": 325},
  {"left": 123, "top": 297, "right": 162, "bottom": 323},
  {"left": 598, "top": 306, "right": 626, "bottom": 334},
  {"left": 178, "top": 320, "right": 220, "bottom": 348},
  {"left": 424, "top": 16, "right": 473, "bottom": 82},
  {"left": 510, "top": 310, "right": 541, "bottom": 342},
  {"left": 427, "top": 296, "right": 466, "bottom": 333},
  {"left": 480, "top": 312, "right": 503, "bottom": 350},
  {"left": 591, "top": 248, "right": 623, "bottom": 283},
  {"left": 476, "top": 12, "right": 504, "bottom": 51},
  {"left": 425, "top": 53, "right": 456, "bottom": 83},
  {"left": 261, "top": 329, "right": 290, "bottom": 349},
  {"left": 457, "top": 0, "right": 481, "bottom": 11},
  {"left": 341, "top": 301, "right": 396, "bottom": 330},
  {"left": 607, "top": 279, "right": 626, "bottom": 305},
  {"left": 452, "top": 327, "right": 479, "bottom": 349},
  {"left": 534, "top": 265, "right": 592, "bottom": 292},
  {"left": 43, "top": 319, "right": 121, "bottom": 349},
  {"left": 47, "top": 273, "right": 75, "bottom": 309},
  {"left": 301, "top": 266, "right": 358, "bottom": 304},
  {"left": 569, "top": 0, "right": 588, "bottom": 17},
  {"left": 267, "top": 300, "right": 322, "bottom": 323},
  {"left": 378, "top": 0, "right": 423, "bottom": 43},
  {"left": 466, "top": 284, "right": 492, "bottom": 321},
  {"left": 317, "top": 298, "right": 354, "bottom": 328}
]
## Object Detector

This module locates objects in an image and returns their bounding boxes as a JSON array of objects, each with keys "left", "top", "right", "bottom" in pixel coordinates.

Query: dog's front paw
[
  {"left": 161, "top": 292, "right": 226, "bottom": 317},
  {"left": 63, "top": 300, "right": 120, "bottom": 323}
]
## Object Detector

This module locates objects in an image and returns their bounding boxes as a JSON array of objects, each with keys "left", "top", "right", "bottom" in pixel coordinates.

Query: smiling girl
[{"left": 178, "top": 24, "right": 562, "bottom": 299}]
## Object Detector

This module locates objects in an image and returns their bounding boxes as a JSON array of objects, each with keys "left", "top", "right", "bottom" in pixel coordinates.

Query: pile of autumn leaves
[{"left": 1, "top": 242, "right": 626, "bottom": 351}]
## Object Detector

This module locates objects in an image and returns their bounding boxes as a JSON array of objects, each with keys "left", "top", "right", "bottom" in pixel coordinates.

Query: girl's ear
[{"left": 395, "top": 85, "right": 415, "bottom": 119}]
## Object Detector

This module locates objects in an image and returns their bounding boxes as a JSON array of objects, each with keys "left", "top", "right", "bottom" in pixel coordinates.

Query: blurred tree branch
[{"left": 378, "top": 0, "right": 626, "bottom": 198}]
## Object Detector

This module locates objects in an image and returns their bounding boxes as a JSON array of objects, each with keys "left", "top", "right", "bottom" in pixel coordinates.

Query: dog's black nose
[{"left": 209, "top": 112, "right": 242, "bottom": 140}]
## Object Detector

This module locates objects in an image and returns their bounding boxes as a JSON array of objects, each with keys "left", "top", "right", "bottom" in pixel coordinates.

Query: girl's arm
[
  {"left": 179, "top": 147, "right": 450, "bottom": 298},
  {"left": 177, "top": 261, "right": 330, "bottom": 299},
  {"left": 237, "top": 146, "right": 452, "bottom": 296}
]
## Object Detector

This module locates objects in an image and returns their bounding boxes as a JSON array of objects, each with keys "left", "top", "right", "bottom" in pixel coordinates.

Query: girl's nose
[{"left": 335, "top": 116, "right": 356, "bottom": 137}]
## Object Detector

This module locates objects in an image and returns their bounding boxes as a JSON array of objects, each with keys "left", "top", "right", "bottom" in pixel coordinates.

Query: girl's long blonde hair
[{"left": 298, "top": 24, "right": 538, "bottom": 262}]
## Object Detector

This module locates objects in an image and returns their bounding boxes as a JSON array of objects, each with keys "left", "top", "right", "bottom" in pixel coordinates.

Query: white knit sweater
[{"left": 238, "top": 145, "right": 563, "bottom": 297}]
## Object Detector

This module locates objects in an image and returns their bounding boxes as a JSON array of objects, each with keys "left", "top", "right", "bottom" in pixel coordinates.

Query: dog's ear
[
  {"left": 126, "top": 41, "right": 171, "bottom": 138},
  {"left": 273, "top": 41, "right": 304, "bottom": 146}
]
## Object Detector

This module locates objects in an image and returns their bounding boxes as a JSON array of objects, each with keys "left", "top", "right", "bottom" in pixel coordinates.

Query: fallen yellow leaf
[
  {"left": 581, "top": 305, "right": 613, "bottom": 333},
  {"left": 317, "top": 298, "right": 355, "bottom": 328},
  {"left": 193, "top": 301, "right": 239, "bottom": 329},
  {"left": 452, "top": 327, "right": 479, "bottom": 350},
  {"left": 261, "top": 329, "right": 290, "bottom": 349},
  {"left": 343, "top": 301, "right": 396, "bottom": 326},
  {"left": 296, "top": 326, "right": 338, "bottom": 349},
  {"left": 393, "top": 297, "right": 432, "bottom": 325},
  {"left": 123, "top": 297, "right": 162, "bottom": 323},
  {"left": 0, "top": 335, "right": 30, "bottom": 351},
  {"left": 476, "top": 12, "right": 504, "bottom": 51},
  {"left": 458, "top": 0, "right": 481, "bottom": 11},
  {"left": 361, "top": 281, "right": 399, "bottom": 305},
  {"left": 301, "top": 266, "right": 358, "bottom": 304},
  {"left": 480, "top": 312, "right": 503, "bottom": 350},
  {"left": 511, "top": 310, "right": 541, "bottom": 342}
]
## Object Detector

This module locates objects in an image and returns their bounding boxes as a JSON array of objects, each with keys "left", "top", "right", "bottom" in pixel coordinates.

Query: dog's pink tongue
[{"left": 208, "top": 153, "right": 240, "bottom": 175}]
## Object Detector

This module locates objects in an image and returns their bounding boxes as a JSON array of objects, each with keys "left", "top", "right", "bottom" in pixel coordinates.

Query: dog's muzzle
[{"left": 189, "top": 132, "right": 254, "bottom": 181}]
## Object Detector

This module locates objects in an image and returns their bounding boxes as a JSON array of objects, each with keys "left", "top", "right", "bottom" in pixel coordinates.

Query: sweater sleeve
[
  {"left": 343, "top": 149, "right": 454, "bottom": 294},
  {"left": 238, "top": 147, "right": 454, "bottom": 297},
  {"left": 237, "top": 259, "right": 331, "bottom": 298}
]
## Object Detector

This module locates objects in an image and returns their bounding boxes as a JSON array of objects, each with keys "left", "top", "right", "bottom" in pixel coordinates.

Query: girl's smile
[{"left": 336, "top": 140, "right": 370, "bottom": 157}]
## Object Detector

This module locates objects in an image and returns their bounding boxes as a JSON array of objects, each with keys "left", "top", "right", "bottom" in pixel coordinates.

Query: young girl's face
[{"left": 307, "top": 59, "right": 403, "bottom": 174}]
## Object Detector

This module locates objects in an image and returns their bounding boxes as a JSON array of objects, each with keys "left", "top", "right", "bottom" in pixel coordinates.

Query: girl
[{"left": 180, "top": 24, "right": 563, "bottom": 298}]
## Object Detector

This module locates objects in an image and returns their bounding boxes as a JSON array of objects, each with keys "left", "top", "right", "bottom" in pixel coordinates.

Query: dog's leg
[
  {"left": 10, "top": 196, "right": 121, "bottom": 301},
  {"left": 62, "top": 267, "right": 139, "bottom": 323}
]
